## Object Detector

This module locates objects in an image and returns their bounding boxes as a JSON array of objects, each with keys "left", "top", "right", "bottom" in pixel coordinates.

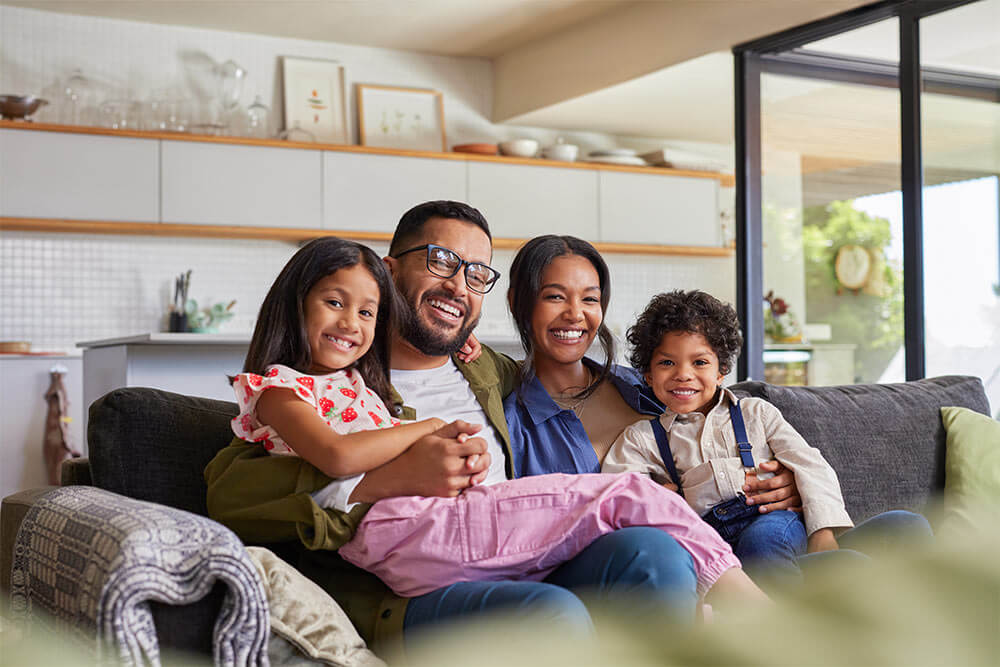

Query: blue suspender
[
  {"left": 649, "top": 416, "right": 684, "bottom": 497},
  {"left": 729, "top": 400, "right": 756, "bottom": 469},
  {"left": 648, "top": 398, "right": 755, "bottom": 496}
]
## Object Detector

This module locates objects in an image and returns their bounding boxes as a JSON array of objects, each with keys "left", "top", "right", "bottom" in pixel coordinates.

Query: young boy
[{"left": 603, "top": 290, "right": 853, "bottom": 587}]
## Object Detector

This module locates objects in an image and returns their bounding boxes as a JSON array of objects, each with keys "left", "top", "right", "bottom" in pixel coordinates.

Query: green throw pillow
[{"left": 941, "top": 406, "right": 1000, "bottom": 535}]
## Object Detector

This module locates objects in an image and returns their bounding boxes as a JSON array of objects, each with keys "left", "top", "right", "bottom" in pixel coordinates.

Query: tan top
[
  {"left": 570, "top": 378, "right": 646, "bottom": 464},
  {"left": 602, "top": 387, "right": 853, "bottom": 536}
]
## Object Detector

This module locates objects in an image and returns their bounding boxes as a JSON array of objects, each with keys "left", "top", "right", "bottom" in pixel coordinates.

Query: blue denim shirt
[{"left": 504, "top": 359, "right": 664, "bottom": 478}]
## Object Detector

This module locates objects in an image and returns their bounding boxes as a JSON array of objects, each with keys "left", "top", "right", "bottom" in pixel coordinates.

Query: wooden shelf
[
  {"left": 0, "top": 217, "right": 735, "bottom": 257},
  {"left": 0, "top": 120, "right": 735, "bottom": 186}
]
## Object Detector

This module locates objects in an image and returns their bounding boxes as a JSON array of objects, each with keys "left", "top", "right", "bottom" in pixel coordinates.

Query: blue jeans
[
  {"left": 403, "top": 527, "right": 697, "bottom": 640},
  {"left": 734, "top": 509, "right": 934, "bottom": 591},
  {"left": 731, "top": 510, "right": 808, "bottom": 590}
]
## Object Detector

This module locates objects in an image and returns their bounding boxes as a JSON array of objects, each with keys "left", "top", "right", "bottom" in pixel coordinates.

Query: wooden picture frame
[
  {"left": 357, "top": 84, "right": 446, "bottom": 152},
  {"left": 281, "top": 56, "right": 349, "bottom": 144}
]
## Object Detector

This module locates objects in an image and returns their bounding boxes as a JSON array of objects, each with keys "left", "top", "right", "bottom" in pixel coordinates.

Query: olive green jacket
[{"left": 204, "top": 346, "right": 518, "bottom": 649}]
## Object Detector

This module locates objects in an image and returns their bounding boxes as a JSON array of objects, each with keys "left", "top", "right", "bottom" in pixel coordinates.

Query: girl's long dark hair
[
  {"left": 242, "top": 237, "right": 398, "bottom": 408},
  {"left": 507, "top": 235, "right": 615, "bottom": 401}
]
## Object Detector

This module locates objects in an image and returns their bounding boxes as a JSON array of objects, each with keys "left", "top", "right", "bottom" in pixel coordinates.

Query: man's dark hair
[
  {"left": 388, "top": 200, "right": 492, "bottom": 257},
  {"left": 627, "top": 290, "right": 743, "bottom": 375},
  {"left": 508, "top": 235, "right": 615, "bottom": 400}
]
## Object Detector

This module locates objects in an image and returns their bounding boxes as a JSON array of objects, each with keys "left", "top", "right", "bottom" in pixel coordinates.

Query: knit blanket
[{"left": 9, "top": 486, "right": 269, "bottom": 666}]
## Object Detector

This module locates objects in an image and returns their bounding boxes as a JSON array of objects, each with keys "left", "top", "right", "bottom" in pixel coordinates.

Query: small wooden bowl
[{"left": 453, "top": 143, "right": 498, "bottom": 155}]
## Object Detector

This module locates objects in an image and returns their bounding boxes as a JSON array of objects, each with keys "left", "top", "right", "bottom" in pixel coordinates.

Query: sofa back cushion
[
  {"left": 88, "top": 387, "right": 238, "bottom": 515},
  {"left": 728, "top": 375, "right": 990, "bottom": 523}
]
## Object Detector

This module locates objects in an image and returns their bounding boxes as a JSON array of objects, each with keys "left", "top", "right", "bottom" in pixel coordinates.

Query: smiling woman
[{"left": 504, "top": 235, "right": 662, "bottom": 473}]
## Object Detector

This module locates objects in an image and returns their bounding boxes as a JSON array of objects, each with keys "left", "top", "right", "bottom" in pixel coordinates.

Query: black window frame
[{"left": 732, "top": 0, "right": 998, "bottom": 382}]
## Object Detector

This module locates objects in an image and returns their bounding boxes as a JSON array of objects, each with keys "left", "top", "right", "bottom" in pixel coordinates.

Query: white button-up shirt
[{"left": 602, "top": 387, "right": 853, "bottom": 536}]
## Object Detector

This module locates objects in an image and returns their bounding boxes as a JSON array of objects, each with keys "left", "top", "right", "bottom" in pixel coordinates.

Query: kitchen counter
[
  {"left": 78, "top": 332, "right": 252, "bottom": 348},
  {"left": 79, "top": 333, "right": 250, "bottom": 434}
]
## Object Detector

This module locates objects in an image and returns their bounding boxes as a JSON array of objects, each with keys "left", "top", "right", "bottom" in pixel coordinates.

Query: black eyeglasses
[{"left": 392, "top": 243, "right": 501, "bottom": 294}]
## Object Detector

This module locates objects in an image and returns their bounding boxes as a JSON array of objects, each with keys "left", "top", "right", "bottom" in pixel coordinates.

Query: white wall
[
  {"left": 1, "top": 5, "right": 674, "bottom": 155},
  {"left": 1, "top": 4, "right": 736, "bottom": 355}
]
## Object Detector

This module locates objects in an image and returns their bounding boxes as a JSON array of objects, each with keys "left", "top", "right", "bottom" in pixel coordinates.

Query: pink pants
[{"left": 338, "top": 472, "right": 740, "bottom": 598}]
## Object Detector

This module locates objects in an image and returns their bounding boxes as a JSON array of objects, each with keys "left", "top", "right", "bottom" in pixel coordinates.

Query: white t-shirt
[{"left": 313, "top": 358, "right": 508, "bottom": 511}]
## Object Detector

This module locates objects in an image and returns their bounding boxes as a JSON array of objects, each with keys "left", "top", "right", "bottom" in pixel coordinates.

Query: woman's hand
[
  {"left": 743, "top": 460, "right": 802, "bottom": 513},
  {"left": 807, "top": 528, "right": 839, "bottom": 553},
  {"left": 457, "top": 333, "right": 482, "bottom": 363}
]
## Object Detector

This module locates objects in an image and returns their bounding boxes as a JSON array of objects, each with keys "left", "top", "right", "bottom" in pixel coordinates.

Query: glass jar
[{"left": 246, "top": 95, "right": 270, "bottom": 139}]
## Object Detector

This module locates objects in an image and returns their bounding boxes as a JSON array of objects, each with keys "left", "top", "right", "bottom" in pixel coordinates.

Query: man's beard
[{"left": 399, "top": 290, "right": 479, "bottom": 357}]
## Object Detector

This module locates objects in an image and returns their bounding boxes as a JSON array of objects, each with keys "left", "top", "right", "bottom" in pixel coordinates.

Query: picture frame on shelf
[
  {"left": 357, "top": 84, "right": 446, "bottom": 151},
  {"left": 281, "top": 56, "right": 348, "bottom": 144}
]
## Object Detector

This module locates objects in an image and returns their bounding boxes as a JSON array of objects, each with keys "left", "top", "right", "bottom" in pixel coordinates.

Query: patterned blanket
[{"left": 10, "top": 486, "right": 269, "bottom": 666}]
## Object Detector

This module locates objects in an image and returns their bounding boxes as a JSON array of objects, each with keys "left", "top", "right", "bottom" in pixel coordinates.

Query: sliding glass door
[
  {"left": 735, "top": 0, "right": 999, "bottom": 403},
  {"left": 920, "top": 1, "right": 1000, "bottom": 412},
  {"left": 760, "top": 17, "right": 904, "bottom": 386}
]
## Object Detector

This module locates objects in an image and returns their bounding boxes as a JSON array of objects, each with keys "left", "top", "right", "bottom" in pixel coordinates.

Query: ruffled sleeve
[{"left": 231, "top": 364, "right": 319, "bottom": 454}]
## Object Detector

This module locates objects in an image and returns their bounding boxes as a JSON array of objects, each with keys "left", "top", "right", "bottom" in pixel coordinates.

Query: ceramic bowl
[
  {"left": 542, "top": 143, "right": 579, "bottom": 162},
  {"left": 498, "top": 139, "right": 539, "bottom": 158},
  {"left": 453, "top": 143, "right": 498, "bottom": 155},
  {"left": 0, "top": 95, "right": 48, "bottom": 120}
]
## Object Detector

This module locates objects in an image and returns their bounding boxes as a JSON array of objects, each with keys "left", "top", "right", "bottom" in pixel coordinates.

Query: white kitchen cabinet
[
  {"left": 161, "top": 140, "right": 322, "bottom": 227},
  {"left": 598, "top": 171, "right": 721, "bottom": 246},
  {"left": 323, "top": 152, "right": 466, "bottom": 232},
  {"left": 0, "top": 129, "right": 158, "bottom": 221},
  {"left": 467, "top": 162, "right": 599, "bottom": 239}
]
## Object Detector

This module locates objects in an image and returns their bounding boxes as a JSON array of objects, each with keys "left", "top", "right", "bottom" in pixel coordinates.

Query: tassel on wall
[{"left": 44, "top": 365, "right": 81, "bottom": 485}]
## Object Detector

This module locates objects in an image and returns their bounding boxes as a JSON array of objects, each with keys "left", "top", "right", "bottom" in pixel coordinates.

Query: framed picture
[
  {"left": 281, "top": 56, "right": 349, "bottom": 144},
  {"left": 357, "top": 84, "right": 446, "bottom": 151}
]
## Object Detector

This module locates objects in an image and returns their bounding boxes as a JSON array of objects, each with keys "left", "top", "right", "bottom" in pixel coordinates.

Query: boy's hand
[
  {"left": 457, "top": 333, "right": 482, "bottom": 363},
  {"left": 743, "top": 460, "right": 802, "bottom": 513},
  {"left": 807, "top": 528, "right": 839, "bottom": 553}
]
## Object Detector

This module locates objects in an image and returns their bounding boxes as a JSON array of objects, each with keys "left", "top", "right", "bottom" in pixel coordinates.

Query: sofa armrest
[
  {"left": 9, "top": 486, "right": 269, "bottom": 665},
  {"left": 60, "top": 457, "right": 92, "bottom": 486},
  {"left": 1, "top": 487, "right": 57, "bottom": 594}
]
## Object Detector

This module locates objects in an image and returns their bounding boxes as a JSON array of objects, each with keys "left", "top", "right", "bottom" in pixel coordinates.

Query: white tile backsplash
[{"left": 0, "top": 231, "right": 734, "bottom": 356}]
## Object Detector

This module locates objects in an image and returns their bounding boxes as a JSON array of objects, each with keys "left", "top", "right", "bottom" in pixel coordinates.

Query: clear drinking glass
[
  {"left": 100, "top": 99, "right": 139, "bottom": 130},
  {"left": 278, "top": 120, "right": 315, "bottom": 143},
  {"left": 62, "top": 69, "right": 90, "bottom": 125}
]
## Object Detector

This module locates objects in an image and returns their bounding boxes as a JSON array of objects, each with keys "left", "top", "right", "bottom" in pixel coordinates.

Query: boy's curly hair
[{"left": 627, "top": 290, "right": 743, "bottom": 375}]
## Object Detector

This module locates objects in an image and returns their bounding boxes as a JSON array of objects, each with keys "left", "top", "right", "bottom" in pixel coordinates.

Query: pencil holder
[{"left": 168, "top": 311, "right": 189, "bottom": 333}]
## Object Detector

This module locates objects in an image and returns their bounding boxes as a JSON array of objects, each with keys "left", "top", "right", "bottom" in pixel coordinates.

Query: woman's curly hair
[{"left": 627, "top": 290, "right": 743, "bottom": 375}]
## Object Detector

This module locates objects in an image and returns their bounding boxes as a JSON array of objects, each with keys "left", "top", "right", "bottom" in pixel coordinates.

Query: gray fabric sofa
[{"left": 0, "top": 375, "right": 991, "bottom": 661}]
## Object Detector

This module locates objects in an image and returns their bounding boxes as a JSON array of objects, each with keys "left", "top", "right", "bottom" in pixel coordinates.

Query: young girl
[
  {"left": 603, "top": 290, "right": 854, "bottom": 586},
  {"left": 230, "top": 237, "right": 766, "bottom": 610}
]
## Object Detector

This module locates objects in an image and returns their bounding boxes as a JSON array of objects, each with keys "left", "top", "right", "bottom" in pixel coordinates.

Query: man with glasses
[{"left": 207, "top": 200, "right": 700, "bottom": 652}]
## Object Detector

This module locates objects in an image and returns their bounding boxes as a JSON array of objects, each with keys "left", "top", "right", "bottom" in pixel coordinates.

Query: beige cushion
[{"left": 246, "top": 547, "right": 386, "bottom": 667}]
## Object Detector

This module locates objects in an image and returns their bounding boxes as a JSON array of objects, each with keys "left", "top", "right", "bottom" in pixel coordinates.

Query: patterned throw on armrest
[{"left": 9, "top": 486, "right": 269, "bottom": 667}]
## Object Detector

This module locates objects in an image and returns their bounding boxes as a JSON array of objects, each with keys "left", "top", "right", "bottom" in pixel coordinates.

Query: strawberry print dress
[{"left": 231, "top": 364, "right": 399, "bottom": 455}]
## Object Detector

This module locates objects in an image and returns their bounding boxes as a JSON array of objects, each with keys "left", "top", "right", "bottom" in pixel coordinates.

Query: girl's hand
[
  {"left": 457, "top": 333, "right": 482, "bottom": 363},
  {"left": 662, "top": 480, "right": 679, "bottom": 493},
  {"left": 424, "top": 417, "right": 447, "bottom": 433},
  {"left": 807, "top": 528, "right": 839, "bottom": 553}
]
